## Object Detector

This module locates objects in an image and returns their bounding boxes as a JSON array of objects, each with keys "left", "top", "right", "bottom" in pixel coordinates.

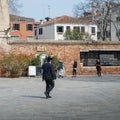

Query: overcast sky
[{"left": 19, "top": 0, "right": 80, "bottom": 21}]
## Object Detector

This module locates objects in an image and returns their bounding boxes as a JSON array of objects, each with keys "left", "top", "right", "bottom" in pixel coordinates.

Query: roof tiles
[{"left": 39, "top": 15, "right": 90, "bottom": 26}]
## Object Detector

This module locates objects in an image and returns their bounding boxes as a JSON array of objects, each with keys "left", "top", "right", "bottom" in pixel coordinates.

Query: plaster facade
[{"left": 36, "top": 16, "right": 97, "bottom": 41}]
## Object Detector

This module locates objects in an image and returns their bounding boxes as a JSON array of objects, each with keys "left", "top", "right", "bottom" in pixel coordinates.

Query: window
[
  {"left": 73, "top": 26, "right": 80, "bottom": 32},
  {"left": 116, "top": 29, "right": 120, "bottom": 36},
  {"left": 39, "top": 28, "right": 43, "bottom": 35},
  {"left": 116, "top": 17, "right": 120, "bottom": 22},
  {"left": 80, "top": 50, "right": 120, "bottom": 66},
  {"left": 11, "top": 36, "right": 19, "bottom": 40},
  {"left": 27, "top": 36, "right": 33, "bottom": 40},
  {"left": 81, "top": 26, "right": 85, "bottom": 33},
  {"left": 26, "top": 24, "right": 33, "bottom": 31},
  {"left": 106, "top": 30, "right": 110, "bottom": 38},
  {"left": 13, "top": 24, "right": 20, "bottom": 30},
  {"left": 91, "top": 27, "right": 96, "bottom": 34},
  {"left": 57, "top": 26, "right": 64, "bottom": 33},
  {"left": 66, "top": 26, "right": 70, "bottom": 31},
  {"left": 35, "top": 30, "right": 37, "bottom": 36}
]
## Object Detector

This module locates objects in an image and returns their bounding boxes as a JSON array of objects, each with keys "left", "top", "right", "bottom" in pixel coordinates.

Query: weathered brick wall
[
  {"left": 10, "top": 21, "right": 34, "bottom": 40},
  {"left": 8, "top": 41, "right": 120, "bottom": 75}
]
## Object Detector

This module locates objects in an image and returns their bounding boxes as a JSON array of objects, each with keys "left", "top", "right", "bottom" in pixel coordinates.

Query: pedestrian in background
[
  {"left": 42, "top": 56, "right": 56, "bottom": 98},
  {"left": 57, "top": 60, "right": 64, "bottom": 78},
  {"left": 72, "top": 61, "right": 77, "bottom": 77},
  {"left": 96, "top": 59, "right": 102, "bottom": 77}
]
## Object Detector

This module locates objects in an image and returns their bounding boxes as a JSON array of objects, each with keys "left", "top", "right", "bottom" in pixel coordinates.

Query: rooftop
[
  {"left": 10, "top": 14, "right": 35, "bottom": 22},
  {"left": 39, "top": 15, "right": 94, "bottom": 26}
]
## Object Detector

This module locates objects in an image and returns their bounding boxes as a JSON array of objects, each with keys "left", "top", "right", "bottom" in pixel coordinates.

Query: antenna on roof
[
  {"left": 48, "top": 5, "right": 51, "bottom": 17},
  {"left": 45, "top": 5, "right": 51, "bottom": 21}
]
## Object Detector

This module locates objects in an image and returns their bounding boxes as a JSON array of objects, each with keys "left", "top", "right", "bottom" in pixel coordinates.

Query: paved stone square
[{"left": 0, "top": 75, "right": 120, "bottom": 120}]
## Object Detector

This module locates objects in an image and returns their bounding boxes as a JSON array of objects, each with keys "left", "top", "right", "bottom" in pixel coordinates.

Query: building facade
[
  {"left": 35, "top": 16, "right": 97, "bottom": 41},
  {"left": 10, "top": 15, "right": 35, "bottom": 40},
  {"left": 111, "top": 4, "right": 120, "bottom": 41}
]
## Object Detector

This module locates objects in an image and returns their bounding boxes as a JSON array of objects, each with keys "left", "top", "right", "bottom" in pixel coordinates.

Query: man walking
[{"left": 42, "top": 56, "right": 56, "bottom": 98}]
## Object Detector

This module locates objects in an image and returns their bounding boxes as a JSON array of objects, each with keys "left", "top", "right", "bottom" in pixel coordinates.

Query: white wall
[
  {"left": 38, "top": 24, "right": 55, "bottom": 40},
  {"left": 88, "top": 25, "right": 97, "bottom": 41},
  {"left": 54, "top": 24, "right": 64, "bottom": 40},
  {"left": 111, "top": 14, "right": 120, "bottom": 41},
  {"left": 54, "top": 23, "right": 97, "bottom": 41},
  {"left": 37, "top": 23, "right": 97, "bottom": 41}
]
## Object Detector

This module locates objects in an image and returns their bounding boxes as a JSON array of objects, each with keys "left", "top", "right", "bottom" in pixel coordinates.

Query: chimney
[
  {"left": 45, "top": 17, "right": 51, "bottom": 21},
  {"left": 40, "top": 19, "right": 44, "bottom": 24}
]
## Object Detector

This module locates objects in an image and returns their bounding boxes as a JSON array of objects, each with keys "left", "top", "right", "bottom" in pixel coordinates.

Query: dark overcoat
[{"left": 42, "top": 62, "right": 56, "bottom": 81}]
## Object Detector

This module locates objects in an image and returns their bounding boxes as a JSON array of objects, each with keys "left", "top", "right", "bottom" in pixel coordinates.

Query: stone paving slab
[{"left": 0, "top": 75, "right": 120, "bottom": 120}]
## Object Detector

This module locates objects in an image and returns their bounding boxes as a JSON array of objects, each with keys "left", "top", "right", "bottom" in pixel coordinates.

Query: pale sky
[{"left": 19, "top": 0, "right": 80, "bottom": 21}]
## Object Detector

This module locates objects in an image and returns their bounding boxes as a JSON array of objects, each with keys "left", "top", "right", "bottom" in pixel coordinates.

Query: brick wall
[
  {"left": 10, "top": 21, "right": 34, "bottom": 40},
  {"left": 9, "top": 41, "right": 120, "bottom": 75}
]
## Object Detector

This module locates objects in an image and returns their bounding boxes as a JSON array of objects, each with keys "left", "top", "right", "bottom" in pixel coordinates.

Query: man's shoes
[
  {"left": 47, "top": 95, "right": 52, "bottom": 98},
  {"left": 44, "top": 92, "right": 49, "bottom": 98},
  {"left": 44, "top": 92, "right": 52, "bottom": 98}
]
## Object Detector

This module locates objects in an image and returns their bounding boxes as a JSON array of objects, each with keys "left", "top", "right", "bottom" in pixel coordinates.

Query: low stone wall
[
  {"left": 8, "top": 40, "right": 120, "bottom": 75},
  {"left": 80, "top": 66, "right": 120, "bottom": 75}
]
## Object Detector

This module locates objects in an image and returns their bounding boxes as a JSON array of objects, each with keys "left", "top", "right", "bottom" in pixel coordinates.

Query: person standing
[
  {"left": 57, "top": 60, "right": 64, "bottom": 78},
  {"left": 42, "top": 56, "right": 56, "bottom": 98},
  {"left": 72, "top": 61, "right": 77, "bottom": 77},
  {"left": 96, "top": 60, "right": 102, "bottom": 77}
]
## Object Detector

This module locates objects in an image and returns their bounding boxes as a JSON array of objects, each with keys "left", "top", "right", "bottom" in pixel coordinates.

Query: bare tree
[
  {"left": 73, "top": 0, "right": 120, "bottom": 41},
  {"left": 8, "top": 0, "right": 22, "bottom": 14},
  {"left": 73, "top": 1, "right": 91, "bottom": 18}
]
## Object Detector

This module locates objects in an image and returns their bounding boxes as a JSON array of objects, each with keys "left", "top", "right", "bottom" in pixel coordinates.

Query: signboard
[{"left": 28, "top": 66, "right": 36, "bottom": 76}]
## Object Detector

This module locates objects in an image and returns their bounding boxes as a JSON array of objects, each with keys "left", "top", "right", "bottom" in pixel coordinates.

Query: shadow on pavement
[
  {"left": 63, "top": 75, "right": 120, "bottom": 83},
  {"left": 21, "top": 95, "right": 46, "bottom": 99}
]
